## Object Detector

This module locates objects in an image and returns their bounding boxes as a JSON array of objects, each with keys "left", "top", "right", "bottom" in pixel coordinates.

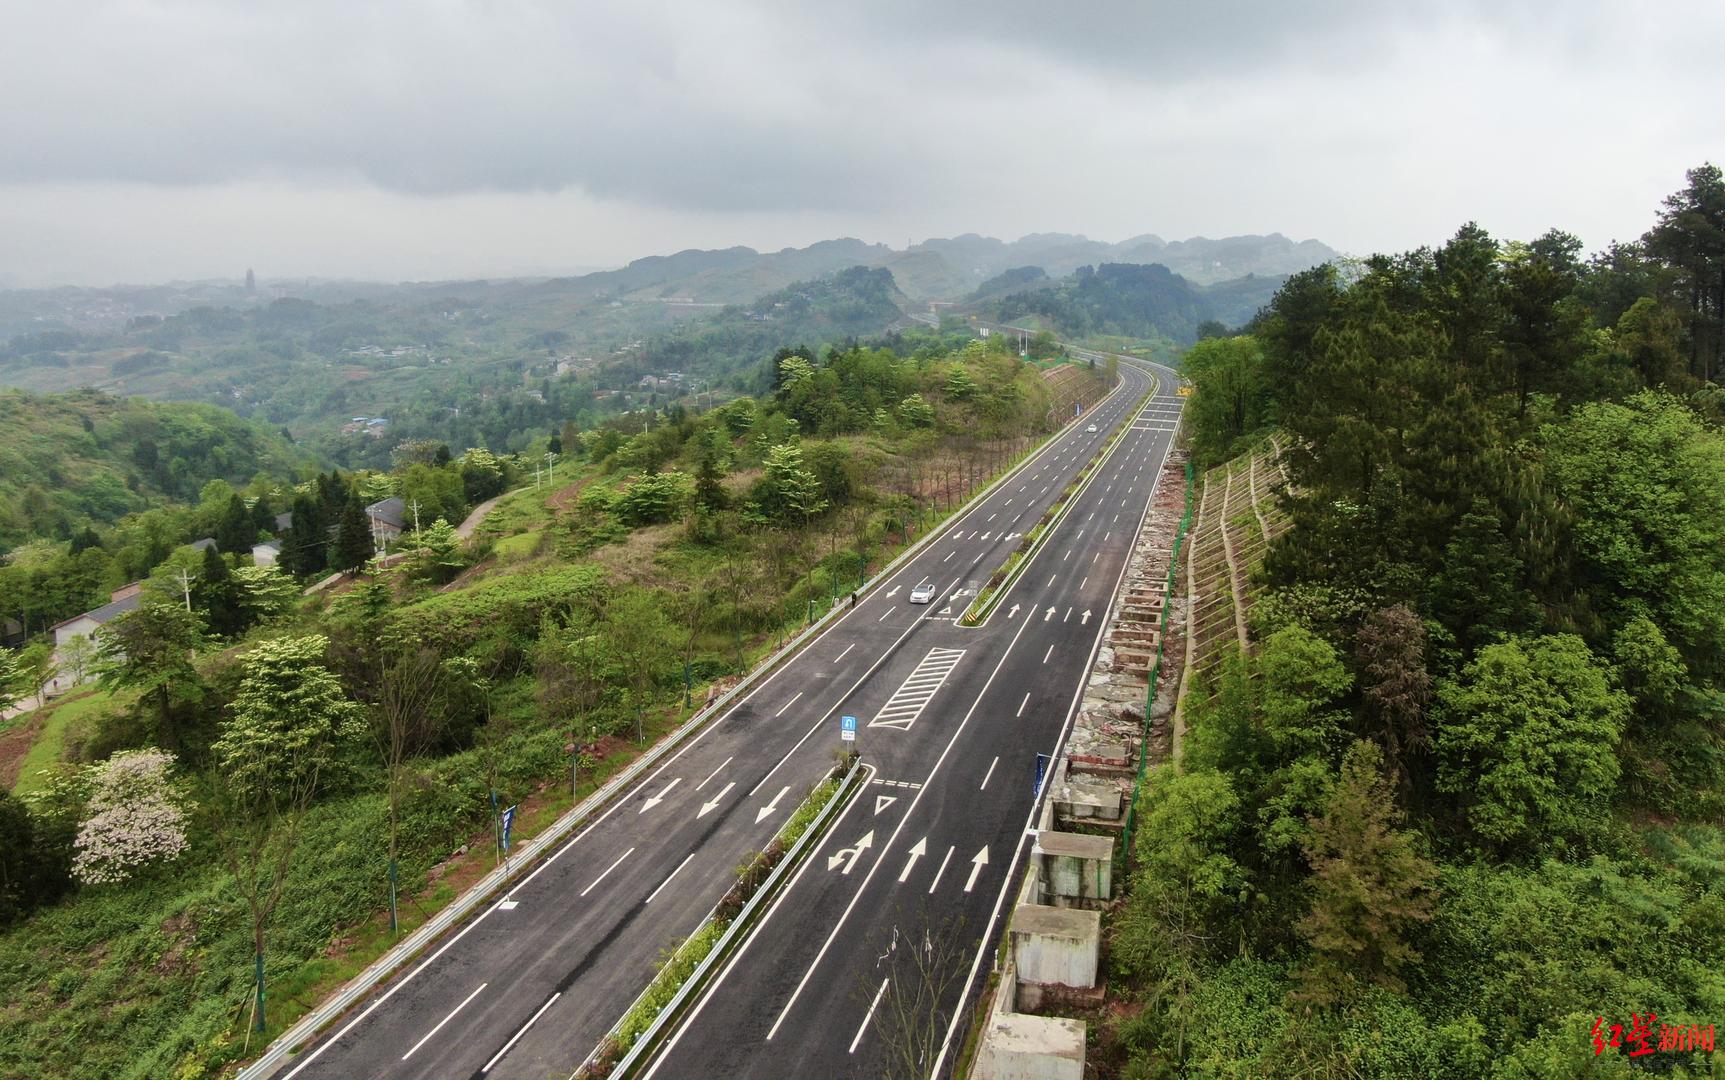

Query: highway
[
  {"left": 647, "top": 356, "right": 1182, "bottom": 1079},
  {"left": 274, "top": 356, "right": 1178, "bottom": 1080}
]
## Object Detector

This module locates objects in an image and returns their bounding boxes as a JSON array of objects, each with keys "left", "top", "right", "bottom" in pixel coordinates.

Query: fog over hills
[{"left": 0, "top": 232, "right": 1336, "bottom": 334}]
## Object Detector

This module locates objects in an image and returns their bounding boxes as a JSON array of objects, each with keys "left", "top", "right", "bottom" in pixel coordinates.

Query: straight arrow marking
[
  {"left": 698, "top": 781, "right": 735, "bottom": 818},
  {"left": 898, "top": 837, "right": 928, "bottom": 883},
  {"left": 965, "top": 846, "right": 990, "bottom": 892},
  {"left": 756, "top": 785, "right": 790, "bottom": 824},
  {"left": 639, "top": 777, "right": 681, "bottom": 813}
]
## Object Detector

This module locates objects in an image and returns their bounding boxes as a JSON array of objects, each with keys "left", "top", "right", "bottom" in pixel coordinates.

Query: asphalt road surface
[
  {"left": 647, "top": 357, "right": 1182, "bottom": 1079},
  {"left": 277, "top": 357, "right": 1179, "bottom": 1080}
]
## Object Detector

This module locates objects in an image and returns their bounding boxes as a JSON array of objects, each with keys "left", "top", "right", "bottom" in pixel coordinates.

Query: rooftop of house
[{"left": 366, "top": 496, "right": 407, "bottom": 530}]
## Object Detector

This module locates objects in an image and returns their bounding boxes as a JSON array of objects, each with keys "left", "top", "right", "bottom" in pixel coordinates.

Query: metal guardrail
[
  {"left": 238, "top": 366, "right": 1135, "bottom": 1080},
  {"left": 600, "top": 758, "right": 868, "bottom": 1079}
]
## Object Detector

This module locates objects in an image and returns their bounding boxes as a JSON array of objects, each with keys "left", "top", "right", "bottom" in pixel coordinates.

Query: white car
[
  {"left": 909, "top": 582, "right": 937, "bottom": 604},
  {"left": 1086, "top": 423, "right": 1098, "bottom": 433}
]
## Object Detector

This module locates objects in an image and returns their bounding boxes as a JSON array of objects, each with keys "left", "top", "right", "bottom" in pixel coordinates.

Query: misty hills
[{"left": 552, "top": 231, "right": 1337, "bottom": 305}]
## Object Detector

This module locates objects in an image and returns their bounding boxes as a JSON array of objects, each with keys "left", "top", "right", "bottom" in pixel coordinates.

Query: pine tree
[
  {"left": 216, "top": 493, "right": 257, "bottom": 554},
  {"left": 331, "top": 495, "right": 374, "bottom": 572},
  {"left": 1292, "top": 740, "right": 1437, "bottom": 1007},
  {"left": 1356, "top": 605, "right": 1432, "bottom": 790},
  {"left": 694, "top": 432, "right": 728, "bottom": 511},
  {"left": 195, "top": 546, "right": 245, "bottom": 637}
]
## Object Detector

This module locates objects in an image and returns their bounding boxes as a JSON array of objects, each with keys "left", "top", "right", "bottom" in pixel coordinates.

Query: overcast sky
[{"left": 1, "top": 0, "right": 1719, "bottom": 287}]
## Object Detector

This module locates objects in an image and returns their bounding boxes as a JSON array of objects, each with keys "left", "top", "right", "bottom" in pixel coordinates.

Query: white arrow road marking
[
  {"left": 827, "top": 830, "right": 874, "bottom": 874},
  {"left": 928, "top": 845, "right": 956, "bottom": 893},
  {"left": 851, "top": 978, "right": 889, "bottom": 1054},
  {"left": 980, "top": 532, "right": 991, "bottom": 541},
  {"left": 898, "top": 837, "right": 928, "bottom": 883},
  {"left": 756, "top": 785, "right": 790, "bottom": 824},
  {"left": 874, "top": 795, "right": 897, "bottom": 815},
  {"left": 698, "top": 781, "right": 735, "bottom": 818},
  {"left": 639, "top": 777, "right": 680, "bottom": 813},
  {"left": 1081, "top": 609, "right": 1093, "bottom": 625},
  {"left": 404, "top": 982, "right": 487, "bottom": 1060},
  {"left": 696, "top": 756, "right": 732, "bottom": 791},
  {"left": 1007, "top": 603, "right": 1021, "bottom": 619},
  {"left": 886, "top": 585, "right": 901, "bottom": 598},
  {"left": 1043, "top": 607, "right": 1055, "bottom": 622}
]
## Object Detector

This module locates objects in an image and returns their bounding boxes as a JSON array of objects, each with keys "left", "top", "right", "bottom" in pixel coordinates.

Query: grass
[
  {"left": 10, "top": 688, "right": 125, "bottom": 796},
  {"left": 492, "top": 529, "right": 543, "bottom": 562}
]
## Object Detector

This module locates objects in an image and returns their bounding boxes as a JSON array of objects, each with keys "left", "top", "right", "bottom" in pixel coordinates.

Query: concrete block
[{"left": 973, "top": 1011, "right": 1086, "bottom": 1080}]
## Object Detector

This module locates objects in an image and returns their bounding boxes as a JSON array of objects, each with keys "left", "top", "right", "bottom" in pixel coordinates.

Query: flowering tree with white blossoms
[{"left": 71, "top": 748, "right": 191, "bottom": 886}]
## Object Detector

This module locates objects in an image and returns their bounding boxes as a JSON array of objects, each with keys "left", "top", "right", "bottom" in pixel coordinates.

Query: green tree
[
  {"left": 897, "top": 393, "right": 935, "bottom": 428},
  {"left": 693, "top": 431, "right": 729, "bottom": 512},
  {"left": 331, "top": 494, "right": 374, "bottom": 572},
  {"left": 213, "top": 635, "right": 363, "bottom": 1031},
  {"left": 1113, "top": 767, "right": 1243, "bottom": 1061},
  {"left": 194, "top": 545, "right": 246, "bottom": 637},
  {"left": 97, "top": 601, "right": 204, "bottom": 750},
  {"left": 1642, "top": 162, "right": 1725, "bottom": 382},
  {"left": 1291, "top": 740, "right": 1438, "bottom": 1007},
  {"left": 749, "top": 443, "right": 828, "bottom": 527},
  {"left": 232, "top": 563, "right": 300, "bottom": 624},
  {"left": 0, "top": 648, "right": 21, "bottom": 714},
  {"left": 1434, "top": 634, "right": 1629, "bottom": 849},
  {"left": 407, "top": 518, "right": 464, "bottom": 584},
  {"left": 215, "top": 492, "right": 257, "bottom": 554},
  {"left": 1183, "top": 334, "right": 1270, "bottom": 464},
  {"left": 1543, "top": 392, "right": 1725, "bottom": 676},
  {"left": 1356, "top": 605, "right": 1432, "bottom": 790}
]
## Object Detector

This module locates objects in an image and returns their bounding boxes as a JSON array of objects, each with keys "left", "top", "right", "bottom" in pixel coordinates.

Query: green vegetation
[
  {"left": 0, "top": 387, "right": 303, "bottom": 552},
  {"left": 1106, "top": 166, "right": 1725, "bottom": 1077},
  {"left": 991, "top": 262, "right": 1284, "bottom": 345},
  {"left": 0, "top": 331, "right": 1083, "bottom": 1078}
]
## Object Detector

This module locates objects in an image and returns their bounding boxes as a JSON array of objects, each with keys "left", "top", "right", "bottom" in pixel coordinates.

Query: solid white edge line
[
  {"left": 402, "top": 981, "right": 487, "bottom": 1060},
  {"left": 930, "top": 357, "right": 1180, "bottom": 1077},
  {"left": 482, "top": 991, "right": 562, "bottom": 1073}
]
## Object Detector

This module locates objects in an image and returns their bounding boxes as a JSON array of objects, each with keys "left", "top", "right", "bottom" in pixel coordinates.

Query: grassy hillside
[{"left": 0, "top": 388, "right": 303, "bottom": 551}]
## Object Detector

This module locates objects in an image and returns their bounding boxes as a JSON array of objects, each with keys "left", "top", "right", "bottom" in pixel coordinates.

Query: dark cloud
[{"left": 0, "top": 0, "right": 1718, "bottom": 284}]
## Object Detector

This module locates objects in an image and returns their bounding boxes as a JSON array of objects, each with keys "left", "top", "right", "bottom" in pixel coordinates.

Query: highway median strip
[
  {"left": 575, "top": 754, "right": 866, "bottom": 1079},
  {"left": 959, "top": 384, "right": 1153, "bottom": 627}
]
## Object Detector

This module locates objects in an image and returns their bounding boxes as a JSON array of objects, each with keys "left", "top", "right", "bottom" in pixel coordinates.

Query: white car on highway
[
  {"left": 1086, "top": 423, "right": 1098, "bottom": 432},
  {"left": 909, "top": 582, "right": 937, "bottom": 604}
]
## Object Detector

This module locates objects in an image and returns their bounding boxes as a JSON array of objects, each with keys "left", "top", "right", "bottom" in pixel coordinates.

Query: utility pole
[
  {"left": 544, "top": 449, "right": 558, "bottom": 487},
  {"left": 408, "top": 498, "right": 421, "bottom": 533},
  {"left": 176, "top": 567, "right": 193, "bottom": 612}
]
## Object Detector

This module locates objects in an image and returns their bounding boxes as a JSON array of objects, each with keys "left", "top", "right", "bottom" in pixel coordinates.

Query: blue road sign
[
  {"left": 500, "top": 804, "right": 517, "bottom": 854},
  {"left": 1034, "top": 753, "right": 1050, "bottom": 800},
  {"left": 841, "top": 714, "right": 858, "bottom": 742}
]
